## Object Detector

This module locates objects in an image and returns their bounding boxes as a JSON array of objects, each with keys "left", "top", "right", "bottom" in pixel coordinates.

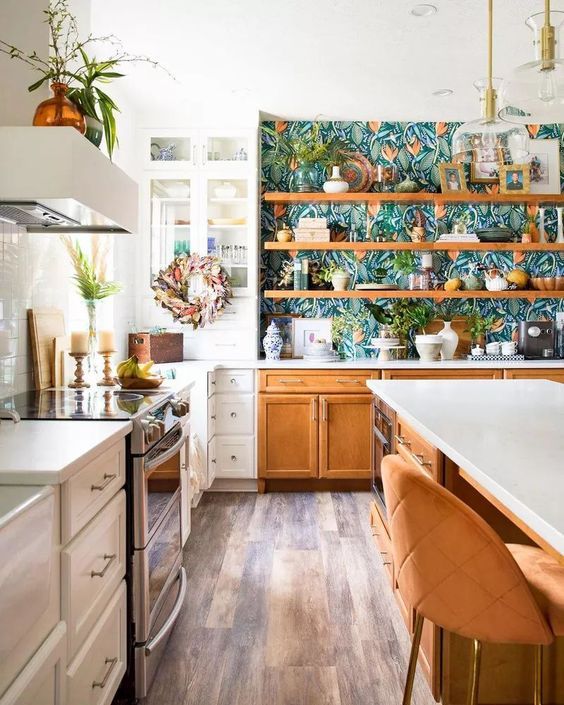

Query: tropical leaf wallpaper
[{"left": 260, "top": 121, "right": 564, "bottom": 358}]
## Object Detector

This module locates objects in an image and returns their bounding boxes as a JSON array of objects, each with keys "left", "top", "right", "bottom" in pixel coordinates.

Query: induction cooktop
[{"left": 0, "top": 389, "right": 164, "bottom": 421}]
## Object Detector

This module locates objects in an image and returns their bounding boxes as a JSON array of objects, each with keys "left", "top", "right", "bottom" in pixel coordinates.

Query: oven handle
[
  {"left": 144, "top": 427, "right": 189, "bottom": 472},
  {"left": 145, "top": 567, "right": 187, "bottom": 655}
]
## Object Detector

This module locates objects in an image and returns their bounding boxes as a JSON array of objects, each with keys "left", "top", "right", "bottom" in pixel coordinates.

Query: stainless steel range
[{"left": 0, "top": 386, "right": 191, "bottom": 701}]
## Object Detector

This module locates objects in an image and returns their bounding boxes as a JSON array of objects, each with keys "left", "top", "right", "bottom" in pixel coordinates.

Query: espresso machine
[{"left": 517, "top": 320, "right": 556, "bottom": 359}]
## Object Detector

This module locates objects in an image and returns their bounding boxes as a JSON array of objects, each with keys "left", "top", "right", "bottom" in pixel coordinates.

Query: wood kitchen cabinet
[
  {"left": 381, "top": 369, "right": 502, "bottom": 380},
  {"left": 319, "top": 394, "right": 372, "bottom": 479},
  {"left": 503, "top": 367, "right": 564, "bottom": 383},
  {"left": 258, "top": 394, "right": 318, "bottom": 481}
]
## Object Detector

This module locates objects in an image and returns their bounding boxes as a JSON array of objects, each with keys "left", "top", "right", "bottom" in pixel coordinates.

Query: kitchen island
[{"left": 366, "top": 378, "right": 564, "bottom": 705}]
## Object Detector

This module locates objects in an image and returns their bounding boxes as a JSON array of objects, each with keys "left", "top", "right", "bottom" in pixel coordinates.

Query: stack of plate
[
  {"left": 370, "top": 337, "right": 400, "bottom": 348},
  {"left": 303, "top": 341, "right": 339, "bottom": 363},
  {"left": 475, "top": 227, "right": 516, "bottom": 243}
]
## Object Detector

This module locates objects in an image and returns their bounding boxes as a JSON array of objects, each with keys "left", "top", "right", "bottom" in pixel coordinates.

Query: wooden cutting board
[{"left": 28, "top": 308, "right": 66, "bottom": 390}]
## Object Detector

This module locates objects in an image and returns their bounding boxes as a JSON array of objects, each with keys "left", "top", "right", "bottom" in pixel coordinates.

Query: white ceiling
[{"left": 90, "top": 0, "right": 561, "bottom": 124}]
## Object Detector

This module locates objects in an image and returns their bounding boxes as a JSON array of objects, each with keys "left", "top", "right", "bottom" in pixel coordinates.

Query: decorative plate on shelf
[{"left": 341, "top": 152, "right": 374, "bottom": 192}]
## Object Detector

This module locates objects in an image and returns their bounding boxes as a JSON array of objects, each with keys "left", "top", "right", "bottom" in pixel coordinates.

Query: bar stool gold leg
[
  {"left": 534, "top": 645, "right": 543, "bottom": 705},
  {"left": 467, "top": 639, "right": 482, "bottom": 705},
  {"left": 402, "top": 612, "right": 424, "bottom": 705}
]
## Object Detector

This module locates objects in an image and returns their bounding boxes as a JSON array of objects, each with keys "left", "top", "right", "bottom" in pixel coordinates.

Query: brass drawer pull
[
  {"left": 322, "top": 398, "right": 328, "bottom": 422},
  {"left": 412, "top": 452, "right": 432, "bottom": 468},
  {"left": 336, "top": 378, "right": 360, "bottom": 384},
  {"left": 92, "top": 657, "right": 118, "bottom": 689},
  {"left": 90, "top": 473, "right": 117, "bottom": 492},
  {"left": 278, "top": 378, "right": 303, "bottom": 384},
  {"left": 394, "top": 435, "right": 411, "bottom": 447},
  {"left": 382, "top": 560, "right": 392, "bottom": 566},
  {"left": 91, "top": 553, "right": 117, "bottom": 578},
  {"left": 311, "top": 398, "right": 317, "bottom": 422}
]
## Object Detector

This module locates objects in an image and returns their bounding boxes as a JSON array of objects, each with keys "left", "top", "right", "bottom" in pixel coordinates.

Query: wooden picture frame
[
  {"left": 439, "top": 163, "right": 468, "bottom": 193},
  {"left": 527, "top": 138, "right": 560, "bottom": 194},
  {"left": 499, "top": 164, "right": 530, "bottom": 195},
  {"left": 264, "top": 313, "right": 301, "bottom": 358},
  {"left": 469, "top": 148, "right": 504, "bottom": 183}
]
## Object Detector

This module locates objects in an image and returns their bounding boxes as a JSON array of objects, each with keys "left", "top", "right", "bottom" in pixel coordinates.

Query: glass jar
[{"left": 408, "top": 268, "right": 432, "bottom": 290}]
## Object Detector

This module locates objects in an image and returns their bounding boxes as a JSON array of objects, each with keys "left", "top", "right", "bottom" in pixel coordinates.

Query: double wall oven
[{"left": 372, "top": 397, "right": 395, "bottom": 515}]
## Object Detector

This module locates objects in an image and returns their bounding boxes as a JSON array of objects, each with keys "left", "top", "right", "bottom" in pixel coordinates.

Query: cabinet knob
[
  {"left": 413, "top": 452, "right": 432, "bottom": 468},
  {"left": 230, "top": 378, "right": 236, "bottom": 384},
  {"left": 395, "top": 434, "right": 411, "bottom": 447},
  {"left": 231, "top": 455, "right": 237, "bottom": 462},
  {"left": 211, "top": 414, "right": 216, "bottom": 420},
  {"left": 230, "top": 411, "right": 237, "bottom": 418}
]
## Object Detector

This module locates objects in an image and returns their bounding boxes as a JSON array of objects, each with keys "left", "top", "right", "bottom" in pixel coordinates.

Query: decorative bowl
[
  {"left": 530, "top": 277, "right": 556, "bottom": 291},
  {"left": 213, "top": 182, "right": 237, "bottom": 199},
  {"left": 415, "top": 334, "right": 443, "bottom": 362},
  {"left": 114, "top": 376, "right": 164, "bottom": 390}
]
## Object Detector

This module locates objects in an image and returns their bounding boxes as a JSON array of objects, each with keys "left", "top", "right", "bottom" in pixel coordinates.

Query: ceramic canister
[{"left": 263, "top": 322, "right": 283, "bottom": 360}]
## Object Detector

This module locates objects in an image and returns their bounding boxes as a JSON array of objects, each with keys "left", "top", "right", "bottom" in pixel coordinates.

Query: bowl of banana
[{"left": 115, "top": 355, "right": 164, "bottom": 389}]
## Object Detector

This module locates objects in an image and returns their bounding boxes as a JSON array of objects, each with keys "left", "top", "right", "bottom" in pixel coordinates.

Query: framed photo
[
  {"left": 439, "top": 163, "right": 468, "bottom": 193},
  {"left": 292, "top": 317, "right": 332, "bottom": 358},
  {"left": 527, "top": 138, "right": 560, "bottom": 194},
  {"left": 469, "top": 148, "right": 504, "bottom": 183},
  {"left": 499, "top": 164, "right": 530, "bottom": 194},
  {"left": 264, "top": 313, "right": 300, "bottom": 358}
]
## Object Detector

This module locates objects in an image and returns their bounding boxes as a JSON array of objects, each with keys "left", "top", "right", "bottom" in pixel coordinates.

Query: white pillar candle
[
  {"left": 421, "top": 252, "right": 433, "bottom": 269},
  {"left": 98, "top": 330, "right": 116, "bottom": 352},
  {"left": 70, "top": 331, "right": 89, "bottom": 354}
]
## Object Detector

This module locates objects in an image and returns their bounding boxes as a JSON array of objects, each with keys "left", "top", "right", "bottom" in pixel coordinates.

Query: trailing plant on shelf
[{"left": 0, "top": 0, "right": 171, "bottom": 159}]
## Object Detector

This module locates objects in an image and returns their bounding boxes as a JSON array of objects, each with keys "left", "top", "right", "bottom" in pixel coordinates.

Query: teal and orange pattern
[{"left": 261, "top": 121, "right": 564, "bottom": 358}]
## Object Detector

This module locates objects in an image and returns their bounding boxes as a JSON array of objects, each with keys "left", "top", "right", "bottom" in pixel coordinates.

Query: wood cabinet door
[
  {"left": 258, "top": 394, "right": 318, "bottom": 479},
  {"left": 382, "top": 369, "right": 501, "bottom": 380},
  {"left": 503, "top": 368, "right": 564, "bottom": 383},
  {"left": 318, "top": 394, "right": 372, "bottom": 479}
]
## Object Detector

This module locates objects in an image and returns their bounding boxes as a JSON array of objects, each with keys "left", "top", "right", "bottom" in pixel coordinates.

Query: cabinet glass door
[
  {"left": 203, "top": 133, "right": 249, "bottom": 166},
  {"left": 205, "top": 178, "right": 249, "bottom": 294},
  {"left": 148, "top": 134, "right": 194, "bottom": 167},
  {"left": 150, "top": 178, "right": 192, "bottom": 281}
]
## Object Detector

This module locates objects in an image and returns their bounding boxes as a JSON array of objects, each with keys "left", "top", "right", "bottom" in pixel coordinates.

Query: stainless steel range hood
[{"left": 0, "top": 127, "right": 138, "bottom": 234}]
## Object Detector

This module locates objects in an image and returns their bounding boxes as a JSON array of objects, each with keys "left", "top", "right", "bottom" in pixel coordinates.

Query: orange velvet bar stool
[{"left": 381, "top": 454, "right": 564, "bottom": 705}]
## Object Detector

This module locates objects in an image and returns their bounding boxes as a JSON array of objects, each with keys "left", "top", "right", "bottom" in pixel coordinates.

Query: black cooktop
[{"left": 0, "top": 389, "right": 163, "bottom": 420}]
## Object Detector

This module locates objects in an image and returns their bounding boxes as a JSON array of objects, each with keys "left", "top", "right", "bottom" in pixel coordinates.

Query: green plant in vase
[
  {"left": 465, "top": 311, "right": 496, "bottom": 349},
  {"left": 61, "top": 234, "right": 122, "bottom": 380},
  {"left": 262, "top": 123, "right": 347, "bottom": 192},
  {"left": 318, "top": 262, "right": 351, "bottom": 291},
  {"left": 408, "top": 303, "right": 435, "bottom": 334}
]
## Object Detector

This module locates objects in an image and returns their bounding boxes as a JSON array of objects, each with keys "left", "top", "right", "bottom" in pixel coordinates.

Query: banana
[
  {"left": 137, "top": 360, "right": 155, "bottom": 379},
  {"left": 117, "top": 355, "right": 140, "bottom": 378},
  {"left": 116, "top": 356, "right": 136, "bottom": 376}
]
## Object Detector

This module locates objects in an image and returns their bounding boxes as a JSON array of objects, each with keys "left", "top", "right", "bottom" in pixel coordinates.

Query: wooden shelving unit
[
  {"left": 264, "top": 289, "right": 564, "bottom": 300},
  {"left": 264, "top": 191, "right": 564, "bottom": 205},
  {"left": 264, "top": 241, "right": 564, "bottom": 252}
]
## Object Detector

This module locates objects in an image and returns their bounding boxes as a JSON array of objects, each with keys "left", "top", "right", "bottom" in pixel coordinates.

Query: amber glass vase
[{"left": 32, "top": 82, "right": 86, "bottom": 134}]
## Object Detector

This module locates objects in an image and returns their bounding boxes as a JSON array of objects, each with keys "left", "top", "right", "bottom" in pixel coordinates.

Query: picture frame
[
  {"left": 291, "top": 317, "right": 332, "bottom": 358},
  {"left": 469, "top": 148, "right": 504, "bottom": 183},
  {"left": 264, "top": 313, "right": 301, "bottom": 358},
  {"left": 526, "top": 138, "right": 560, "bottom": 194},
  {"left": 439, "top": 162, "right": 468, "bottom": 193},
  {"left": 499, "top": 164, "right": 530, "bottom": 195}
]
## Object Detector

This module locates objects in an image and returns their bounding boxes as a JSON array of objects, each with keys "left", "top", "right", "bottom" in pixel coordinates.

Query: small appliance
[{"left": 517, "top": 320, "right": 555, "bottom": 359}]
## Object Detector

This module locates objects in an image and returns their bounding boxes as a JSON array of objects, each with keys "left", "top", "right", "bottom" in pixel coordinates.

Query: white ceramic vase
[
  {"left": 323, "top": 166, "right": 349, "bottom": 194},
  {"left": 331, "top": 273, "right": 351, "bottom": 291},
  {"left": 438, "top": 321, "right": 459, "bottom": 360}
]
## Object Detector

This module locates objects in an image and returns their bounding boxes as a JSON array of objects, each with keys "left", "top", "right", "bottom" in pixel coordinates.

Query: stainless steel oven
[
  {"left": 372, "top": 399, "right": 394, "bottom": 514},
  {"left": 132, "top": 417, "right": 189, "bottom": 699}
]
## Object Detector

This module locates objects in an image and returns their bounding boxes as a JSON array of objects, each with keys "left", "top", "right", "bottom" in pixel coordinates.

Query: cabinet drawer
[
  {"left": 205, "top": 298, "right": 256, "bottom": 329},
  {"left": 0, "top": 623, "right": 66, "bottom": 705},
  {"left": 395, "top": 417, "right": 441, "bottom": 482},
  {"left": 381, "top": 369, "right": 502, "bottom": 380},
  {"left": 62, "top": 491, "right": 126, "bottom": 659},
  {"left": 214, "top": 436, "right": 255, "bottom": 478},
  {"left": 215, "top": 394, "right": 254, "bottom": 435},
  {"left": 186, "top": 329, "right": 256, "bottom": 360},
  {"left": 207, "top": 372, "right": 216, "bottom": 397},
  {"left": 207, "top": 437, "right": 217, "bottom": 483},
  {"left": 215, "top": 369, "right": 254, "bottom": 394},
  {"left": 61, "top": 440, "right": 125, "bottom": 543},
  {"left": 369, "top": 501, "right": 393, "bottom": 585},
  {"left": 259, "top": 370, "right": 372, "bottom": 393},
  {"left": 66, "top": 581, "right": 127, "bottom": 705}
]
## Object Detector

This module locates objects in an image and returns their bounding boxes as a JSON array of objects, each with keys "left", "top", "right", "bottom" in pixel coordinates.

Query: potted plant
[
  {"left": 465, "top": 311, "right": 496, "bottom": 350},
  {"left": 392, "top": 251, "right": 418, "bottom": 290},
  {"left": 410, "top": 303, "right": 442, "bottom": 361},
  {"left": 373, "top": 267, "right": 388, "bottom": 284},
  {"left": 434, "top": 301, "right": 465, "bottom": 359},
  {"left": 319, "top": 262, "right": 351, "bottom": 291},
  {"left": 262, "top": 123, "right": 347, "bottom": 192}
]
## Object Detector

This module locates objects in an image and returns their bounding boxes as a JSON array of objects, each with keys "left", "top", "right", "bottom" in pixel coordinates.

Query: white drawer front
[
  {"left": 215, "top": 436, "right": 255, "bottom": 479},
  {"left": 215, "top": 369, "right": 254, "bottom": 394},
  {"left": 62, "top": 491, "right": 126, "bottom": 659},
  {"left": 62, "top": 440, "right": 125, "bottom": 543},
  {"left": 215, "top": 394, "right": 254, "bottom": 435},
  {"left": 0, "top": 623, "right": 66, "bottom": 705},
  {"left": 67, "top": 581, "right": 127, "bottom": 705},
  {"left": 208, "top": 298, "right": 256, "bottom": 329},
  {"left": 207, "top": 395, "right": 216, "bottom": 441},
  {"left": 185, "top": 329, "right": 256, "bottom": 360}
]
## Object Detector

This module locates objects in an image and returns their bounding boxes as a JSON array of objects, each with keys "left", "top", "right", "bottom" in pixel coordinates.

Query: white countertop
[
  {"left": 165, "top": 358, "right": 564, "bottom": 371},
  {"left": 0, "top": 419, "right": 132, "bottom": 485},
  {"left": 367, "top": 379, "right": 564, "bottom": 557}
]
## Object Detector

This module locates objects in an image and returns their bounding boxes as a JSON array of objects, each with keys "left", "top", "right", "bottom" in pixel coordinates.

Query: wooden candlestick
[
  {"left": 68, "top": 353, "right": 90, "bottom": 388},
  {"left": 98, "top": 351, "right": 116, "bottom": 387}
]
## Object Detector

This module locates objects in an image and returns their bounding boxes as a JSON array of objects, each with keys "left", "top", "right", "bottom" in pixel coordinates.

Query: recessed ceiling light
[
  {"left": 432, "top": 88, "right": 454, "bottom": 97},
  {"left": 410, "top": 4, "right": 438, "bottom": 17}
]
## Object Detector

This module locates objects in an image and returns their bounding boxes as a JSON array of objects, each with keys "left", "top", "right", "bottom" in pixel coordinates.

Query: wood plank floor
[{"left": 146, "top": 492, "right": 435, "bottom": 705}]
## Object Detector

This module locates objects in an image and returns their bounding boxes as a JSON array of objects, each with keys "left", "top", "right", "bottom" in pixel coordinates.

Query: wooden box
[{"left": 128, "top": 332, "right": 184, "bottom": 363}]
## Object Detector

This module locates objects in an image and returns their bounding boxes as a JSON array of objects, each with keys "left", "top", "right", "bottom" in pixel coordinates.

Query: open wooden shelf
[
  {"left": 264, "top": 289, "right": 564, "bottom": 300},
  {"left": 263, "top": 241, "right": 564, "bottom": 252},
  {"left": 264, "top": 191, "right": 564, "bottom": 205}
]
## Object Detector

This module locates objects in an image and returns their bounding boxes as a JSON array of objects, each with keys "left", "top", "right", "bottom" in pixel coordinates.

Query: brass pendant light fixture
[
  {"left": 451, "top": 0, "right": 529, "bottom": 164},
  {"left": 500, "top": 0, "right": 564, "bottom": 123}
]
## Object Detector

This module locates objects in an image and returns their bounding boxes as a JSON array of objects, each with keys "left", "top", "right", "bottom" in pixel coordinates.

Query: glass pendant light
[
  {"left": 499, "top": 0, "right": 564, "bottom": 123},
  {"left": 451, "top": 0, "right": 529, "bottom": 164}
]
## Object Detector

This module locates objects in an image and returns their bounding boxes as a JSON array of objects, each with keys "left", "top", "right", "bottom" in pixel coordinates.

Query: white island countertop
[
  {"left": 367, "top": 379, "right": 564, "bottom": 558},
  {"left": 0, "top": 419, "right": 132, "bottom": 485}
]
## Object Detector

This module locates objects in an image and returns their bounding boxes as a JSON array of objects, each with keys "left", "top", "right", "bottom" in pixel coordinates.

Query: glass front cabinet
[{"left": 141, "top": 128, "right": 258, "bottom": 359}]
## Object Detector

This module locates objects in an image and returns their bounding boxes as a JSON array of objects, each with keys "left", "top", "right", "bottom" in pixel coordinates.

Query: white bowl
[
  {"left": 415, "top": 339, "right": 443, "bottom": 362},
  {"left": 415, "top": 334, "right": 443, "bottom": 343}
]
